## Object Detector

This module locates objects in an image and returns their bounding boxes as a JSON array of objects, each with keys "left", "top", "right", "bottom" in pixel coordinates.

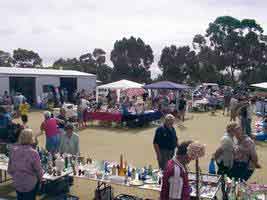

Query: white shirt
[
  {"left": 216, "top": 133, "right": 234, "bottom": 168},
  {"left": 255, "top": 101, "right": 262, "bottom": 113},
  {"left": 81, "top": 98, "right": 89, "bottom": 111},
  {"left": 230, "top": 98, "right": 238, "bottom": 110},
  {"left": 59, "top": 132, "right": 80, "bottom": 155}
]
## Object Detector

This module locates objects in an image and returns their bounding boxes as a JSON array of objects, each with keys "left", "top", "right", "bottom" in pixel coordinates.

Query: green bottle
[{"left": 64, "top": 156, "right": 68, "bottom": 169}]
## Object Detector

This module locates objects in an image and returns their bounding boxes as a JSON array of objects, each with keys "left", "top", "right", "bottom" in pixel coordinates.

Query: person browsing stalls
[
  {"left": 153, "top": 114, "right": 178, "bottom": 170},
  {"left": 59, "top": 123, "right": 80, "bottom": 156}
]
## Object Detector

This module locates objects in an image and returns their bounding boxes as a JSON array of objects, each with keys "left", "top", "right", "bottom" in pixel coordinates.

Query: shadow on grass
[{"left": 79, "top": 123, "right": 159, "bottom": 135}]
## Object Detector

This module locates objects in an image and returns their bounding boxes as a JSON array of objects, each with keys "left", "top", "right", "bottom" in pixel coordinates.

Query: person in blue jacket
[{"left": 255, "top": 119, "right": 267, "bottom": 141}]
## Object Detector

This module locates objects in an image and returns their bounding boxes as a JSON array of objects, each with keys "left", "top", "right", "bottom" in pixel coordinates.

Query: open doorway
[
  {"left": 9, "top": 77, "right": 36, "bottom": 105},
  {"left": 60, "top": 77, "right": 77, "bottom": 103}
]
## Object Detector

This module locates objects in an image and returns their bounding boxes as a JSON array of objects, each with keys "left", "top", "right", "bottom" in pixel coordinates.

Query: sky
[{"left": 1, "top": 0, "right": 267, "bottom": 78}]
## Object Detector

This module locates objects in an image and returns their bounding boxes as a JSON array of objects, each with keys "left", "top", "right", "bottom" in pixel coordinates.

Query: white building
[{"left": 0, "top": 67, "right": 96, "bottom": 104}]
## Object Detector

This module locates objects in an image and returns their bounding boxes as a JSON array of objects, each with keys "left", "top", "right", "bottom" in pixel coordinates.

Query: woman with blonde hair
[{"left": 8, "top": 129, "right": 43, "bottom": 200}]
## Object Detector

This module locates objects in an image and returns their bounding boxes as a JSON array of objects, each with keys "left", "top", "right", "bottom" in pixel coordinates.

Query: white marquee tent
[
  {"left": 251, "top": 82, "right": 267, "bottom": 89},
  {"left": 96, "top": 79, "right": 143, "bottom": 102}
]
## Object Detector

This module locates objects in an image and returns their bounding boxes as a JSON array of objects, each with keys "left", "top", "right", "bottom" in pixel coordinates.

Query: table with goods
[
  {"left": 84, "top": 107, "right": 162, "bottom": 127},
  {"left": 1, "top": 148, "right": 266, "bottom": 199},
  {"left": 224, "top": 177, "right": 267, "bottom": 200},
  {"left": 69, "top": 154, "right": 222, "bottom": 199},
  {"left": 0, "top": 149, "right": 74, "bottom": 197}
]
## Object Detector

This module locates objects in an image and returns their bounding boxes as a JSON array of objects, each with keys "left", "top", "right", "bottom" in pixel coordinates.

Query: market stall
[
  {"left": 85, "top": 80, "right": 163, "bottom": 127},
  {"left": 122, "top": 110, "right": 163, "bottom": 127},
  {"left": 84, "top": 110, "right": 162, "bottom": 127},
  {"left": 251, "top": 82, "right": 267, "bottom": 89},
  {"left": 1, "top": 150, "right": 266, "bottom": 199},
  {"left": 143, "top": 81, "right": 190, "bottom": 115},
  {"left": 250, "top": 82, "right": 267, "bottom": 116},
  {"left": 96, "top": 79, "right": 144, "bottom": 103},
  {"left": 192, "top": 83, "right": 224, "bottom": 112},
  {"left": 69, "top": 155, "right": 222, "bottom": 199},
  {"left": 144, "top": 81, "right": 190, "bottom": 90},
  {"left": 86, "top": 111, "right": 122, "bottom": 122},
  {"left": 0, "top": 152, "right": 73, "bottom": 197}
]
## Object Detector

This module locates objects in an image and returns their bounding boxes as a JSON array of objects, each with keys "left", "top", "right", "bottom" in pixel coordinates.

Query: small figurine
[{"left": 72, "top": 164, "right": 77, "bottom": 176}]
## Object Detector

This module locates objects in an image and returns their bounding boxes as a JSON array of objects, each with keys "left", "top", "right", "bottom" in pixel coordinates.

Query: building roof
[{"left": 0, "top": 67, "right": 96, "bottom": 78}]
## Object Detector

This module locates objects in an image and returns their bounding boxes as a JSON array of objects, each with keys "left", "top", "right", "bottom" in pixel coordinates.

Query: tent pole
[{"left": 96, "top": 87, "right": 99, "bottom": 103}]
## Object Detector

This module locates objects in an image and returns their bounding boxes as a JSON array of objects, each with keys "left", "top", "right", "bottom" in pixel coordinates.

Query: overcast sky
[{"left": 1, "top": 0, "right": 267, "bottom": 77}]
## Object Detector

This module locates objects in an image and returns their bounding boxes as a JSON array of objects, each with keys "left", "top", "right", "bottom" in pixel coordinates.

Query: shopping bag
[
  {"left": 208, "top": 158, "right": 216, "bottom": 174},
  {"left": 94, "top": 182, "right": 113, "bottom": 200}
]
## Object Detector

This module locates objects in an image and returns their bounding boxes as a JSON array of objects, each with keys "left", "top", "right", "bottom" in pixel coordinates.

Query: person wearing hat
[
  {"left": 153, "top": 114, "right": 178, "bottom": 170},
  {"left": 57, "top": 107, "right": 68, "bottom": 132},
  {"left": 36, "top": 111, "right": 63, "bottom": 153},
  {"left": 59, "top": 123, "right": 80, "bottom": 156}
]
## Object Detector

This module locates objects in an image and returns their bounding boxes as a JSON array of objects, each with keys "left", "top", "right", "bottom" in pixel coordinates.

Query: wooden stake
[{"left": 196, "top": 158, "right": 200, "bottom": 200}]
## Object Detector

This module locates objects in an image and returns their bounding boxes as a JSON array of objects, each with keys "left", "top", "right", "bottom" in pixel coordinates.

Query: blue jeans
[
  {"left": 46, "top": 134, "right": 60, "bottom": 153},
  {"left": 16, "top": 183, "right": 38, "bottom": 200}
]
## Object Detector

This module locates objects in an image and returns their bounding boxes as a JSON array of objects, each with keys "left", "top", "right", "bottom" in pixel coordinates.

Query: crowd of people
[
  {"left": 1, "top": 84, "right": 267, "bottom": 200},
  {"left": 4, "top": 109, "right": 80, "bottom": 200},
  {"left": 153, "top": 114, "right": 262, "bottom": 200},
  {"left": 0, "top": 92, "right": 81, "bottom": 200},
  {"left": 152, "top": 85, "right": 265, "bottom": 199}
]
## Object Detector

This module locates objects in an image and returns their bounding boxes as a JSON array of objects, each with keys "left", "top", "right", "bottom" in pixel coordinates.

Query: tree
[
  {"left": 192, "top": 35, "right": 223, "bottom": 84},
  {"left": 97, "top": 64, "right": 113, "bottom": 84},
  {"left": 13, "top": 48, "right": 42, "bottom": 68},
  {"left": 0, "top": 50, "right": 13, "bottom": 66},
  {"left": 53, "top": 48, "right": 113, "bottom": 83},
  {"left": 53, "top": 52, "right": 97, "bottom": 74},
  {"left": 79, "top": 53, "right": 97, "bottom": 74},
  {"left": 110, "top": 36, "right": 154, "bottom": 83},
  {"left": 53, "top": 58, "right": 81, "bottom": 71},
  {"left": 158, "top": 45, "right": 197, "bottom": 83},
  {"left": 205, "top": 16, "right": 265, "bottom": 85},
  {"left": 93, "top": 48, "right": 106, "bottom": 66}
]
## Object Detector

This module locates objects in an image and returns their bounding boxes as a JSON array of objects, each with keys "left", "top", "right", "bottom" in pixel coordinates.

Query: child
[{"left": 19, "top": 100, "right": 30, "bottom": 121}]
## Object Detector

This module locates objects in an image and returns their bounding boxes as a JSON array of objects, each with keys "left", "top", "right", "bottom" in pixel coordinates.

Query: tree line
[{"left": 1, "top": 16, "right": 267, "bottom": 86}]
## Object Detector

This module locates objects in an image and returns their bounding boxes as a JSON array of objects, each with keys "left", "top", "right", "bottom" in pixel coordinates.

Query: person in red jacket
[{"left": 161, "top": 141, "right": 193, "bottom": 200}]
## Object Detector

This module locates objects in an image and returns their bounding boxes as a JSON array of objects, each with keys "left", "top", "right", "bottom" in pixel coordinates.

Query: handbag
[
  {"left": 94, "top": 182, "right": 113, "bottom": 200},
  {"left": 41, "top": 177, "right": 70, "bottom": 195},
  {"left": 114, "top": 194, "right": 143, "bottom": 200}
]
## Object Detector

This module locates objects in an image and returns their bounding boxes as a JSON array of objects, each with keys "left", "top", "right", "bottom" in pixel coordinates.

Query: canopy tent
[
  {"left": 251, "top": 82, "right": 267, "bottom": 89},
  {"left": 143, "top": 81, "right": 190, "bottom": 90},
  {"left": 96, "top": 79, "right": 144, "bottom": 102},
  {"left": 202, "top": 83, "right": 218, "bottom": 87},
  {"left": 97, "top": 79, "right": 143, "bottom": 89}
]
